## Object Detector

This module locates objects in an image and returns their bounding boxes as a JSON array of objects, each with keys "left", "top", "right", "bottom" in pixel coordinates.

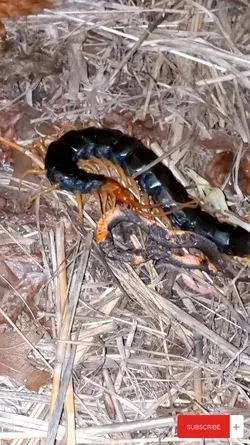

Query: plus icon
[{"left": 230, "top": 415, "right": 244, "bottom": 438}]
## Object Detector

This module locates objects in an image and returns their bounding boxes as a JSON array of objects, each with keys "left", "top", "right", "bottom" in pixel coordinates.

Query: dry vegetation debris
[{"left": 0, "top": 0, "right": 250, "bottom": 443}]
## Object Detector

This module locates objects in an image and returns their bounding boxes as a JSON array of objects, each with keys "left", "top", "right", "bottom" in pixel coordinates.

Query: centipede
[{"left": 8, "top": 125, "right": 250, "bottom": 258}]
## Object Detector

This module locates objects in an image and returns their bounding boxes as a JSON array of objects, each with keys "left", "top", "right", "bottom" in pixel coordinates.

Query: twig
[
  {"left": 193, "top": 334, "right": 203, "bottom": 402},
  {"left": 45, "top": 340, "right": 78, "bottom": 445},
  {"left": 47, "top": 232, "right": 93, "bottom": 443},
  {"left": 57, "top": 222, "right": 76, "bottom": 445},
  {"left": 107, "top": 12, "right": 167, "bottom": 87}
]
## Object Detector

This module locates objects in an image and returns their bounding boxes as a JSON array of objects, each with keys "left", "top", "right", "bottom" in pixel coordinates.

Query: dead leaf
[
  {"left": 0, "top": 255, "right": 46, "bottom": 327},
  {"left": 205, "top": 149, "right": 250, "bottom": 196},
  {"left": 200, "top": 133, "right": 238, "bottom": 152},
  {"left": 205, "top": 151, "right": 234, "bottom": 189},
  {"left": 185, "top": 168, "right": 250, "bottom": 232},
  {"left": 200, "top": 133, "right": 250, "bottom": 196},
  {"left": 0, "top": 0, "right": 57, "bottom": 18},
  {"left": 103, "top": 110, "right": 167, "bottom": 145},
  {"left": 0, "top": 330, "right": 51, "bottom": 391}
]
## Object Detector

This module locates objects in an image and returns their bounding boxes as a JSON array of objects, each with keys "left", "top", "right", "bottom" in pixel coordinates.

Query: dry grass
[{"left": 1, "top": 0, "right": 250, "bottom": 444}]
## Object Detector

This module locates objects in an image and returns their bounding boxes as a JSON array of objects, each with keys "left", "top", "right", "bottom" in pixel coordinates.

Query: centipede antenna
[
  {"left": 19, "top": 168, "right": 46, "bottom": 189},
  {"left": 25, "top": 183, "right": 59, "bottom": 208}
]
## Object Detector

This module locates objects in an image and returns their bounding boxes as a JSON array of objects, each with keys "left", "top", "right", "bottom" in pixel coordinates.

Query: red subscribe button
[{"left": 177, "top": 415, "right": 244, "bottom": 439}]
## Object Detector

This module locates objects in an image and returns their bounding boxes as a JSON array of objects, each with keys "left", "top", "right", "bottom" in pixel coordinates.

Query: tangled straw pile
[{"left": 0, "top": 0, "right": 250, "bottom": 444}]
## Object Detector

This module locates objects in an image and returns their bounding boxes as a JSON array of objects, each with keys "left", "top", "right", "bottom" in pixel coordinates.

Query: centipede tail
[
  {"left": 96, "top": 207, "right": 218, "bottom": 274},
  {"left": 96, "top": 207, "right": 250, "bottom": 280}
]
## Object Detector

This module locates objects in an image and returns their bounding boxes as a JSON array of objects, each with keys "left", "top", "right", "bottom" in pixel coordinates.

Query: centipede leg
[
  {"left": 155, "top": 252, "right": 216, "bottom": 273},
  {"left": 165, "top": 198, "right": 200, "bottom": 214},
  {"left": 38, "top": 144, "right": 48, "bottom": 157},
  {"left": 78, "top": 194, "right": 91, "bottom": 221},
  {"left": 99, "top": 191, "right": 108, "bottom": 214},
  {"left": 19, "top": 168, "right": 46, "bottom": 189},
  {"left": 75, "top": 194, "right": 83, "bottom": 221},
  {"left": 25, "top": 183, "right": 59, "bottom": 208},
  {"left": 96, "top": 190, "right": 118, "bottom": 213},
  {"left": 32, "top": 140, "right": 48, "bottom": 158},
  {"left": 107, "top": 191, "right": 117, "bottom": 210},
  {"left": 93, "top": 191, "right": 103, "bottom": 214},
  {"left": 82, "top": 193, "right": 90, "bottom": 208}
]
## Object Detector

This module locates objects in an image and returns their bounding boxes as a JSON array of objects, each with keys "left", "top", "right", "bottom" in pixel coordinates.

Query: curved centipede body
[
  {"left": 18, "top": 132, "right": 167, "bottom": 224},
  {"left": 11, "top": 124, "right": 250, "bottom": 257}
]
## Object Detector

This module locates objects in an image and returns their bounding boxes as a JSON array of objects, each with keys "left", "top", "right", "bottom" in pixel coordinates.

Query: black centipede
[{"left": 12, "top": 126, "right": 250, "bottom": 259}]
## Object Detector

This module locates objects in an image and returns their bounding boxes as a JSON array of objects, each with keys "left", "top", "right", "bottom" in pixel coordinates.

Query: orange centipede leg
[
  {"left": 107, "top": 191, "right": 117, "bottom": 210},
  {"left": 164, "top": 198, "right": 200, "bottom": 215},
  {"left": 32, "top": 140, "right": 48, "bottom": 158},
  {"left": 19, "top": 168, "right": 46, "bottom": 188},
  {"left": 98, "top": 188, "right": 117, "bottom": 213},
  {"left": 170, "top": 254, "right": 217, "bottom": 273},
  {"left": 100, "top": 190, "right": 108, "bottom": 213},
  {"left": 76, "top": 193, "right": 91, "bottom": 221},
  {"left": 82, "top": 193, "right": 90, "bottom": 208},
  {"left": 25, "top": 184, "right": 59, "bottom": 208}
]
